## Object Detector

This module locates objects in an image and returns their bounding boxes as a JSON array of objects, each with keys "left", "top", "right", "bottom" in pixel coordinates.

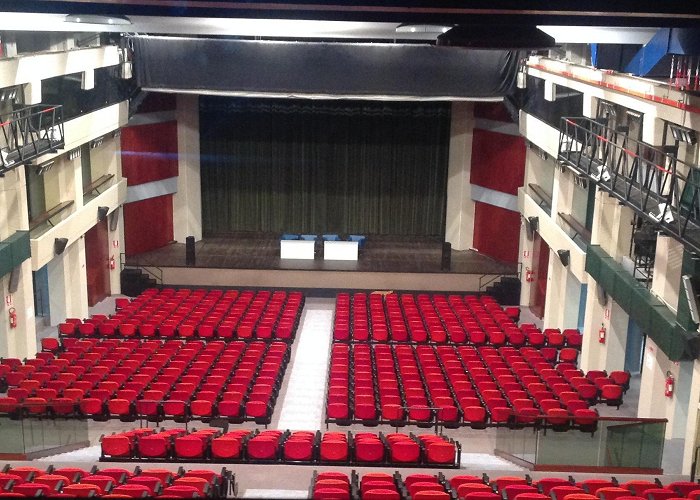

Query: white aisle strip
[{"left": 277, "top": 304, "right": 333, "bottom": 430}]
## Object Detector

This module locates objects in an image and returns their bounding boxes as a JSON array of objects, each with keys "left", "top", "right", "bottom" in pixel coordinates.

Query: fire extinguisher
[
  {"left": 109, "top": 255, "right": 116, "bottom": 270},
  {"left": 525, "top": 267, "right": 535, "bottom": 282},
  {"left": 665, "top": 371, "right": 675, "bottom": 398},
  {"left": 8, "top": 307, "right": 17, "bottom": 329},
  {"left": 598, "top": 324, "right": 606, "bottom": 344}
]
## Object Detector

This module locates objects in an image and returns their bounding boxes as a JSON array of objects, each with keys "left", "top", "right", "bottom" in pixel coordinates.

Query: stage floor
[
  {"left": 126, "top": 235, "right": 517, "bottom": 275},
  {"left": 125, "top": 235, "right": 518, "bottom": 292}
]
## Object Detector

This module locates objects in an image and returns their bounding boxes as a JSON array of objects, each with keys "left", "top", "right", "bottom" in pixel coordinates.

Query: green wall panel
[
  {"left": 586, "top": 244, "right": 699, "bottom": 361},
  {"left": 0, "top": 231, "right": 30, "bottom": 280}
]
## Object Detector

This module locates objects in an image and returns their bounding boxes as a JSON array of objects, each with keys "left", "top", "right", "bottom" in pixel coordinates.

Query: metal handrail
[
  {"left": 558, "top": 116, "right": 700, "bottom": 253},
  {"left": 0, "top": 105, "right": 65, "bottom": 172},
  {"left": 120, "top": 252, "right": 163, "bottom": 285}
]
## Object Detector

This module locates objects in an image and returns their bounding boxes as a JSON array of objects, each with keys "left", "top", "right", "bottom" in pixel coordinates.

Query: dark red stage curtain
[
  {"left": 120, "top": 121, "right": 179, "bottom": 186},
  {"left": 472, "top": 201, "right": 520, "bottom": 263},
  {"left": 470, "top": 128, "right": 526, "bottom": 196},
  {"left": 123, "top": 195, "right": 174, "bottom": 256}
]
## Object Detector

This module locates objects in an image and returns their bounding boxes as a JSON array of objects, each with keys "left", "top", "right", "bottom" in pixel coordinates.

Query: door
[
  {"left": 85, "top": 219, "right": 111, "bottom": 307},
  {"left": 529, "top": 232, "right": 550, "bottom": 319}
]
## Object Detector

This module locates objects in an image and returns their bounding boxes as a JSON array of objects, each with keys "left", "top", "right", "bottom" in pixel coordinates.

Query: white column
[
  {"left": 173, "top": 94, "right": 202, "bottom": 242},
  {"left": 0, "top": 260, "right": 37, "bottom": 359},
  {"left": 444, "top": 101, "right": 475, "bottom": 251},
  {"left": 108, "top": 207, "right": 123, "bottom": 295},
  {"left": 682, "top": 359, "right": 700, "bottom": 474},
  {"left": 638, "top": 338, "right": 680, "bottom": 439},
  {"left": 47, "top": 240, "right": 89, "bottom": 325}
]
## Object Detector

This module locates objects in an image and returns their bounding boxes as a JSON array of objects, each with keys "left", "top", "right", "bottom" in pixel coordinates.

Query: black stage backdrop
[{"left": 200, "top": 97, "right": 450, "bottom": 237}]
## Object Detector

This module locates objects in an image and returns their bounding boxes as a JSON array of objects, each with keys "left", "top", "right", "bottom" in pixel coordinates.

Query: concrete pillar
[
  {"left": 682, "top": 359, "right": 700, "bottom": 475},
  {"left": 519, "top": 222, "right": 535, "bottom": 307},
  {"left": 544, "top": 256, "right": 582, "bottom": 329},
  {"left": 47, "top": 239, "right": 89, "bottom": 326},
  {"left": 108, "top": 206, "right": 123, "bottom": 295},
  {"left": 580, "top": 286, "right": 627, "bottom": 372},
  {"left": 173, "top": 94, "right": 202, "bottom": 243},
  {"left": 0, "top": 260, "right": 37, "bottom": 359},
  {"left": 638, "top": 337, "right": 685, "bottom": 440},
  {"left": 445, "top": 101, "right": 475, "bottom": 251},
  {"left": 651, "top": 235, "right": 683, "bottom": 313}
]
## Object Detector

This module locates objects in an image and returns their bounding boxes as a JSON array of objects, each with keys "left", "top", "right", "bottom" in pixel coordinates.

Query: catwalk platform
[{"left": 124, "top": 234, "right": 518, "bottom": 293}]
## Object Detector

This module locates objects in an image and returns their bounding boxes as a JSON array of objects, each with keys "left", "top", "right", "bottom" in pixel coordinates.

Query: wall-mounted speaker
[
  {"left": 97, "top": 206, "right": 109, "bottom": 222},
  {"left": 185, "top": 236, "right": 196, "bottom": 266},
  {"left": 557, "top": 249, "right": 570, "bottom": 267},
  {"left": 109, "top": 209, "right": 120, "bottom": 232},
  {"left": 441, "top": 242, "right": 452, "bottom": 271},
  {"left": 8, "top": 267, "right": 20, "bottom": 294},
  {"left": 525, "top": 216, "right": 539, "bottom": 240},
  {"left": 54, "top": 238, "right": 68, "bottom": 255},
  {"left": 596, "top": 283, "right": 607, "bottom": 306}
]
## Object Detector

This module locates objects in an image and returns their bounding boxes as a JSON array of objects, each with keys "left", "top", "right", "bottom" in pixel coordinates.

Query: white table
[
  {"left": 280, "top": 240, "right": 315, "bottom": 259},
  {"left": 324, "top": 241, "right": 359, "bottom": 261}
]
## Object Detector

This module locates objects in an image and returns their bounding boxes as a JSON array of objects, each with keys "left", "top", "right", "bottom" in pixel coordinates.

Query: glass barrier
[
  {"left": 495, "top": 417, "right": 666, "bottom": 471},
  {"left": 0, "top": 415, "right": 90, "bottom": 458}
]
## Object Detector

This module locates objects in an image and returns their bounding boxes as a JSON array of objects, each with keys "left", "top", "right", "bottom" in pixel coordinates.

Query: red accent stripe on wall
[
  {"left": 472, "top": 201, "right": 520, "bottom": 263},
  {"left": 120, "top": 121, "right": 179, "bottom": 186},
  {"left": 123, "top": 195, "right": 174, "bottom": 256},
  {"left": 470, "top": 128, "right": 526, "bottom": 195}
]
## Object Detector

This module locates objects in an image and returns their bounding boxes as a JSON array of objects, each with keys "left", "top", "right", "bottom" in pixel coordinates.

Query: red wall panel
[
  {"left": 120, "top": 121, "right": 179, "bottom": 186},
  {"left": 474, "top": 102, "right": 513, "bottom": 122},
  {"left": 470, "top": 128, "right": 526, "bottom": 195},
  {"left": 137, "top": 93, "right": 176, "bottom": 113},
  {"left": 123, "top": 195, "right": 174, "bottom": 256},
  {"left": 472, "top": 201, "right": 520, "bottom": 263}
]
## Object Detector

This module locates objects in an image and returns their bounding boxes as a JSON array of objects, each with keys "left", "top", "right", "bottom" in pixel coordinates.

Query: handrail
[
  {"left": 121, "top": 252, "right": 163, "bottom": 285},
  {"left": 527, "top": 183, "right": 553, "bottom": 211},
  {"left": 558, "top": 212, "right": 592, "bottom": 243},
  {"left": 83, "top": 173, "right": 114, "bottom": 196},
  {"left": 28, "top": 200, "right": 74, "bottom": 231}
]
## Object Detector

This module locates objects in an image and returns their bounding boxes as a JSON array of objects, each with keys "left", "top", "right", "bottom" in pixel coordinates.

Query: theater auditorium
[{"left": 0, "top": 0, "right": 699, "bottom": 497}]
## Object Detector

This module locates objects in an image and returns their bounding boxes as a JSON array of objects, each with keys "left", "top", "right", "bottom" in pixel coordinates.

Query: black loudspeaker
[
  {"left": 557, "top": 249, "right": 570, "bottom": 267},
  {"left": 8, "top": 267, "right": 20, "bottom": 294},
  {"left": 525, "top": 216, "right": 539, "bottom": 240},
  {"left": 441, "top": 242, "right": 452, "bottom": 271},
  {"left": 185, "top": 236, "right": 196, "bottom": 266},
  {"left": 109, "top": 209, "right": 120, "bottom": 231},
  {"left": 97, "top": 206, "right": 109, "bottom": 222},
  {"left": 54, "top": 237, "right": 68, "bottom": 255}
]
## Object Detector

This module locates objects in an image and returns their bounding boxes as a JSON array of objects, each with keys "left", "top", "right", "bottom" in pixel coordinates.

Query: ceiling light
[{"left": 65, "top": 14, "right": 131, "bottom": 25}]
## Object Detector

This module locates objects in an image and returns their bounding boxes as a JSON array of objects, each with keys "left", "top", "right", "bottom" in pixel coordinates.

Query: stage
[{"left": 124, "top": 234, "right": 518, "bottom": 293}]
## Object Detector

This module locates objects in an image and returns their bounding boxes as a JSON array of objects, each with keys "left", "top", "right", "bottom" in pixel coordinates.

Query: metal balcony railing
[
  {"left": 558, "top": 117, "right": 700, "bottom": 253},
  {"left": 0, "top": 105, "right": 65, "bottom": 174}
]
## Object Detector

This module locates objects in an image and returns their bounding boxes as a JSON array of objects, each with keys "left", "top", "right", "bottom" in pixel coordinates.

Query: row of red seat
[
  {"left": 326, "top": 343, "right": 627, "bottom": 428},
  {"left": 58, "top": 288, "right": 304, "bottom": 341},
  {"left": 311, "top": 470, "right": 455, "bottom": 500},
  {"left": 0, "top": 339, "right": 289, "bottom": 424},
  {"left": 0, "top": 464, "right": 232, "bottom": 498},
  {"left": 311, "top": 471, "right": 700, "bottom": 500},
  {"left": 101, "top": 428, "right": 459, "bottom": 467},
  {"left": 333, "top": 292, "right": 582, "bottom": 348}
]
